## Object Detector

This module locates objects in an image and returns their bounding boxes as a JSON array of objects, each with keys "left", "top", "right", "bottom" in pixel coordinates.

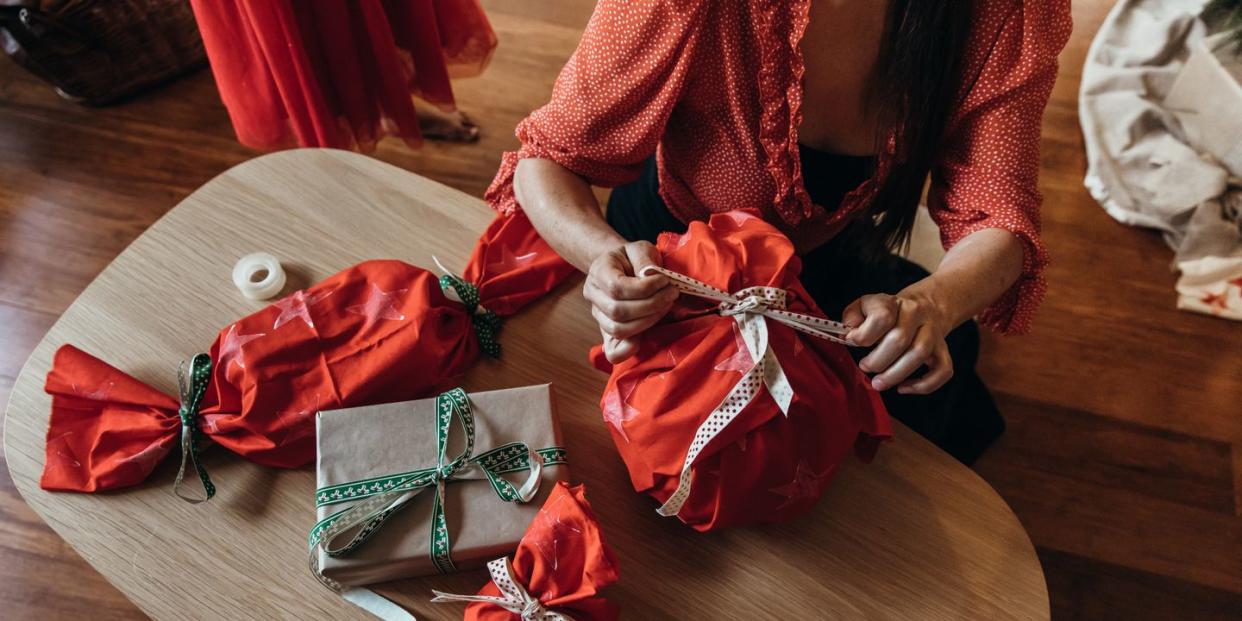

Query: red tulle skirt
[{"left": 190, "top": 0, "right": 497, "bottom": 151}]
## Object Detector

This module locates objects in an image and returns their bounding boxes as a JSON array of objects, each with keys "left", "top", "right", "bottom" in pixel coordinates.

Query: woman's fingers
[
  {"left": 858, "top": 303, "right": 914, "bottom": 373},
  {"left": 602, "top": 331, "right": 639, "bottom": 364},
  {"left": 584, "top": 279, "right": 678, "bottom": 323},
  {"left": 592, "top": 304, "right": 664, "bottom": 340},
  {"left": 897, "top": 342, "right": 954, "bottom": 395},
  {"left": 845, "top": 294, "right": 897, "bottom": 347},
  {"left": 871, "top": 324, "right": 937, "bottom": 391}
]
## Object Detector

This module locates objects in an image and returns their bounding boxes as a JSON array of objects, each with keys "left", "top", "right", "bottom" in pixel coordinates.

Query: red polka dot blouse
[{"left": 485, "top": 0, "right": 1072, "bottom": 334}]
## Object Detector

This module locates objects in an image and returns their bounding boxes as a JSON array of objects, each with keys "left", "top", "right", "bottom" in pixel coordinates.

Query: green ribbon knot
[
  {"left": 308, "top": 388, "right": 568, "bottom": 576},
  {"left": 439, "top": 274, "right": 503, "bottom": 358},
  {"left": 173, "top": 353, "right": 215, "bottom": 503}
]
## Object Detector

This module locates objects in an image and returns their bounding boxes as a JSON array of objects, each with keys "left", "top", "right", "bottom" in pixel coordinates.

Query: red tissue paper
[
  {"left": 431, "top": 481, "right": 620, "bottom": 621},
  {"left": 41, "top": 212, "right": 575, "bottom": 494},
  {"left": 591, "top": 210, "right": 892, "bottom": 531}
]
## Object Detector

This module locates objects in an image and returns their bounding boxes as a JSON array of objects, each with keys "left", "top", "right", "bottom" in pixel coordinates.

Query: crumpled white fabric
[{"left": 1080, "top": 0, "right": 1242, "bottom": 320}]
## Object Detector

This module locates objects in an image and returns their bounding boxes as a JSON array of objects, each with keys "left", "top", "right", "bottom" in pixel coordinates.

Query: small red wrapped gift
[
  {"left": 591, "top": 210, "right": 892, "bottom": 531},
  {"left": 40, "top": 212, "right": 575, "bottom": 496},
  {"left": 431, "top": 481, "right": 620, "bottom": 621}
]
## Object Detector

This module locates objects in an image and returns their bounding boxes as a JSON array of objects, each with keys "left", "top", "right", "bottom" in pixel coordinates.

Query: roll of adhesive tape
[{"left": 232, "top": 252, "right": 286, "bottom": 300}]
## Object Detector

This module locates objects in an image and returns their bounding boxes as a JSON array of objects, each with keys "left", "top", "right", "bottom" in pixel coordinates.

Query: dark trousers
[{"left": 605, "top": 159, "right": 1004, "bottom": 464}]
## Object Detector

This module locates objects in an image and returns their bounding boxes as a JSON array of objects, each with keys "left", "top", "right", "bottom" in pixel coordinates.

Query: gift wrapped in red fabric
[
  {"left": 590, "top": 210, "right": 892, "bottom": 531},
  {"left": 41, "top": 212, "right": 575, "bottom": 495},
  {"left": 431, "top": 481, "right": 620, "bottom": 621}
]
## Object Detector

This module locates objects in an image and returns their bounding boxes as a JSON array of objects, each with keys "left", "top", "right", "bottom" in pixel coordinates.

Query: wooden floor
[{"left": 1, "top": 1, "right": 1239, "bottom": 619}]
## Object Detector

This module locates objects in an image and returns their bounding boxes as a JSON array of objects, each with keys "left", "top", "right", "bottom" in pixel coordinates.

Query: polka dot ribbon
[
  {"left": 173, "top": 353, "right": 216, "bottom": 504},
  {"left": 308, "top": 389, "right": 559, "bottom": 592},
  {"left": 430, "top": 556, "right": 577, "bottom": 621},
  {"left": 638, "top": 266, "right": 851, "bottom": 519},
  {"left": 434, "top": 256, "right": 502, "bottom": 358}
]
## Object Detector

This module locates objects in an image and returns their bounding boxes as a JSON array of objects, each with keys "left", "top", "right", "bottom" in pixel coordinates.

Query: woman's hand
[
  {"left": 843, "top": 281, "right": 954, "bottom": 395},
  {"left": 584, "top": 241, "right": 678, "bottom": 363}
]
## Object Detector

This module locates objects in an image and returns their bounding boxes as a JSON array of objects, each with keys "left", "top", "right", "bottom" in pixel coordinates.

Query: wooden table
[{"left": 3, "top": 150, "right": 1047, "bottom": 620}]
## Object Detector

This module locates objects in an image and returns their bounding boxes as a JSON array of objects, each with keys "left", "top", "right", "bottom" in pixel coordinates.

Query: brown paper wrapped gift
[{"left": 310, "top": 385, "right": 568, "bottom": 587}]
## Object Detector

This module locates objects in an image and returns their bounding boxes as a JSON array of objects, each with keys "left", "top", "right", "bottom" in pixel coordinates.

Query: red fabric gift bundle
[
  {"left": 590, "top": 210, "right": 891, "bottom": 531},
  {"left": 41, "top": 212, "right": 575, "bottom": 495},
  {"left": 431, "top": 481, "right": 620, "bottom": 621}
]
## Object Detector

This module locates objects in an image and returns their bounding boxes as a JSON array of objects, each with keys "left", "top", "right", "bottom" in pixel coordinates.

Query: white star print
[
  {"left": 601, "top": 375, "right": 641, "bottom": 443},
  {"left": 218, "top": 324, "right": 266, "bottom": 372},
  {"left": 120, "top": 442, "right": 169, "bottom": 472},
  {"left": 346, "top": 283, "right": 408, "bottom": 325},
  {"left": 714, "top": 321, "right": 753, "bottom": 373},
  {"left": 46, "top": 432, "right": 81, "bottom": 471},
  {"left": 275, "top": 393, "right": 320, "bottom": 446},
  {"left": 769, "top": 460, "right": 833, "bottom": 509},
  {"left": 486, "top": 246, "right": 537, "bottom": 274},
  {"left": 530, "top": 493, "right": 583, "bottom": 573},
  {"left": 655, "top": 349, "right": 678, "bottom": 380},
  {"left": 72, "top": 380, "right": 115, "bottom": 401},
  {"left": 272, "top": 288, "right": 336, "bottom": 331}
]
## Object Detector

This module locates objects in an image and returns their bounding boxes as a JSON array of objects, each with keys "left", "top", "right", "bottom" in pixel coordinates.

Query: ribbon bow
[
  {"left": 309, "top": 388, "right": 568, "bottom": 589},
  {"left": 431, "top": 556, "right": 577, "bottom": 621},
  {"left": 638, "top": 266, "right": 850, "bottom": 518},
  {"left": 434, "top": 256, "right": 503, "bottom": 358},
  {"left": 173, "top": 353, "right": 216, "bottom": 503}
]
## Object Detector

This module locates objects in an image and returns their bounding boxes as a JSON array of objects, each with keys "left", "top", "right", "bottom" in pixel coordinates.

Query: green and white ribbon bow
[
  {"left": 308, "top": 388, "right": 568, "bottom": 588},
  {"left": 638, "top": 265, "right": 850, "bottom": 518},
  {"left": 430, "top": 556, "right": 576, "bottom": 620},
  {"left": 434, "top": 257, "right": 502, "bottom": 358},
  {"left": 173, "top": 353, "right": 216, "bottom": 503}
]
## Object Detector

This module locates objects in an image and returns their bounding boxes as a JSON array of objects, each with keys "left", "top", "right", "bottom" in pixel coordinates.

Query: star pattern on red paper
[
  {"left": 1200, "top": 289, "right": 1230, "bottom": 314},
  {"left": 46, "top": 432, "right": 81, "bottom": 471},
  {"left": 769, "top": 460, "right": 833, "bottom": 509},
  {"left": 272, "top": 288, "right": 336, "bottom": 331},
  {"left": 346, "top": 283, "right": 408, "bottom": 325},
  {"left": 486, "top": 246, "right": 537, "bottom": 274},
  {"left": 714, "top": 321, "right": 753, "bottom": 373},
  {"left": 218, "top": 324, "right": 266, "bottom": 372},
  {"left": 275, "top": 393, "right": 321, "bottom": 446},
  {"left": 601, "top": 374, "right": 641, "bottom": 443},
  {"left": 120, "top": 442, "right": 169, "bottom": 472},
  {"left": 73, "top": 380, "right": 115, "bottom": 401},
  {"left": 530, "top": 492, "right": 584, "bottom": 573},
  {"left": 655, "top": 349, "right": 678, "bottom": 381}
]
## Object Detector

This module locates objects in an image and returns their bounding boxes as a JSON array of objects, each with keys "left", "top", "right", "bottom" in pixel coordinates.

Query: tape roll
[{"left": 232, "top": 252, "right": 286, "bottom": 300}]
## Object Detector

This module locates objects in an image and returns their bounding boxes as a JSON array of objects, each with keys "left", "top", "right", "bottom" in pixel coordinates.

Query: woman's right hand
[{"left": 583, "top": 241, "right": 678, "bottom": 363}]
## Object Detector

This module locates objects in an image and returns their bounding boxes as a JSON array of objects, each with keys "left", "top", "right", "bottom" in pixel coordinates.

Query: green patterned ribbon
[
  {"left": 307, "top": 388, "right": 567, "bottom": 579},
  {"left": 438, "top": 272, "right": 503, "bottom": 359},
  {"left": 173, "top": 353, "right": 216, "bottom": 503}
]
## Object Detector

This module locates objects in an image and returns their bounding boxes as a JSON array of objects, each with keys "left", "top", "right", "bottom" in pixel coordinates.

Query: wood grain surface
[
  {"left": 4, "top": 0, "right": 1241, "bottom": 619},
  {"left": 3, "top": 149, "right": 1047, "bottom": 620}
]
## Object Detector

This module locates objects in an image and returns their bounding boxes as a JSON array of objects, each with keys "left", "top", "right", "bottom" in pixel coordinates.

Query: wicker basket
[{"left": 0, "top": 0, "right": 205, "bottom": 105}]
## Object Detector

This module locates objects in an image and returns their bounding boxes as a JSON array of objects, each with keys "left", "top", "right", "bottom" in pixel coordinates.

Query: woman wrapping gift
[{"left": 485, "top": 0, "right": 1072, "bottom": 464}]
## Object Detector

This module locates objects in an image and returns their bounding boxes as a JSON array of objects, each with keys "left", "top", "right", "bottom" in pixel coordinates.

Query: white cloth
[{"left": 1080, "top": 0, "right": 1242, "bottom": 320}]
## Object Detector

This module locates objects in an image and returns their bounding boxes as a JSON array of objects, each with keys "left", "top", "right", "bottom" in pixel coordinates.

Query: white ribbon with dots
[
  {"left": 638, "top": 265, "right": 851, "bottom": 519},
  {"left": 430, "top": 556, "right": 576, "bottom": 620}
]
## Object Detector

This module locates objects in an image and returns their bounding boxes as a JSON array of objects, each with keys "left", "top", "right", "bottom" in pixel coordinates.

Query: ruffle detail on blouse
[{"left": 752, "top": 0, "right": 816, "bottom": 227}]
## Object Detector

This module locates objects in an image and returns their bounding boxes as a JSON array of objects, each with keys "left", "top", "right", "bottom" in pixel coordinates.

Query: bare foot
[{"left": 414, "top": 100, "right": 480, "bottom": 143}]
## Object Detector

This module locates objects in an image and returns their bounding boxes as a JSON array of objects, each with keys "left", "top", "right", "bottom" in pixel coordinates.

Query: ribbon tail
[
  {"left": 515, "top": 447, "right": 544, "bottom": 502},
  {"left": 762, "top": 348, "right": 794, "bottom": 416},
  {"left": 344, "top": 587, "right": 420, "bottom": 621}
]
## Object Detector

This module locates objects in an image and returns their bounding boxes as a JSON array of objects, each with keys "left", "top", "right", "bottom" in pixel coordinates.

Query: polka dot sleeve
[
  {"left": 485, "top": 0, "right": 706, "bottom": 215},
  {"left": 928, "top": 0, "right": 1071, "bottom": 334}
]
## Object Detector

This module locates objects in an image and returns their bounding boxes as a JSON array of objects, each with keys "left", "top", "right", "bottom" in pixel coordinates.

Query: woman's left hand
[{"left": 842, "top": 283, "right": 955, "bottom": 395}]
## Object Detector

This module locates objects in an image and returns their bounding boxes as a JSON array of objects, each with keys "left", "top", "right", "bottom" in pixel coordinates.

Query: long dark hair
[{"left": 845, "top": 1, "right": 972, "bottom": 258}]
